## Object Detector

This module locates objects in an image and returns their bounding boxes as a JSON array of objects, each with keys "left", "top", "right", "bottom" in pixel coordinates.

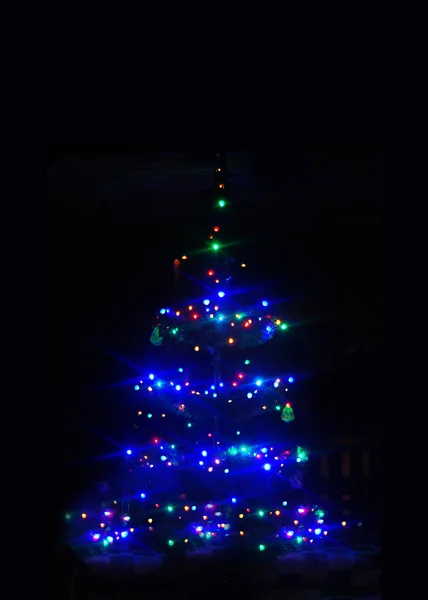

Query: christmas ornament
[
  {"left": 281, "top": 403, "right": 294, "bottom": 423},
  {"left": 150, "top": 324, "right": 164, "bottom": 346}
]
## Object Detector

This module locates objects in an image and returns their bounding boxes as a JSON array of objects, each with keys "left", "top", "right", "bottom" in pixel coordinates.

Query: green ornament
[
  {"left": 281, "top": 404, "right": 294, "bottom": 422},
  {"left": 150, "top": 325, "right": 163, "bottom": 346}
]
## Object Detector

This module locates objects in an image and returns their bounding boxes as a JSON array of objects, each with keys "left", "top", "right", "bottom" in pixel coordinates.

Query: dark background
[{"left": 47, "top": 149, "right": 382, "bottom": 546}]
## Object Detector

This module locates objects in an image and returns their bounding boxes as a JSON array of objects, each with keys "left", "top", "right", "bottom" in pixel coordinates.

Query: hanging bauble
[
  {"left": 281, "top": 403, "right": 295, "bottom": 423},
  {"left": 150, "top": 324, "right": 164, "bottom": 346}
]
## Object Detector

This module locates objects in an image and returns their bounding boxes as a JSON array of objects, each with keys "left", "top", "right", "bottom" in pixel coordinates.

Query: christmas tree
[{"left": 68, "top": 153, "right": 328, "bottom": 559}]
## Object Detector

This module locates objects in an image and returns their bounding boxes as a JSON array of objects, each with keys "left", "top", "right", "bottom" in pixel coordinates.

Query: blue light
[
  {"left": 178, "top": 367, "right": 183, "bottom": 372},
  {"left": 247, "top": 392, "right": 253, "bottom": 399},
  {"left": 256, "top": 379, "right": 262, "bottom": 386},
  {"left": 134, "top": 385, "right": 140, "bottom": 391},
  {"left": 149, "top": 374, "right": 155, "bottom": 380},
  {"left": 219, "top": 382, "right": 224, "bottom": 387},
  {"left": 147, "top": 413, "right": 152, "bottom": 418},
  {"left": 262, "top": 300, "right": 268, "bottom": 307},
  {"left": 204, "top": 390, "right": 209, "bottom": 395},
  {"left": 288, "top": 377, "right": 294, "bottom": 383},
  {"left": 282, "top": 501, "right": 288, "bottom": 506},
  {"left": 314, "top": 528, "right": 322, "bottom": 535},
  {"left": 156, "top": 381, "right": 162, "bottom": 387},
  {"left": 266, "top": 326, "right": 272, "bottom": 332},
  {"left": 218, "top": 291, "right": 225, "bottom": 298},
  {"left": 231, "top": 497, "right": 237, "bottom": 503},
  {"left": 261, "top": 448, "right": 268, "bottom": 453},
  {"left": 263, "top": 463, "right": 271, "bottom": 471},
  {"left": 199, "top": 461, "right": 204, "bottom": 465},
  {"left": 203, "top": 299, "right": 210, "bottom": 305},
  {"left": 218, "top": 314, "right": 224, "bottom": 321},
  {"left": 273, "top": 381, "right": 279, "bottom": 388},
  {"left": 140, "top": 493, "right": 146, "bottom": 498},
  {"left": 160, "top": 309, "right": 166, "bottom": 314},
  {"left": 213, "top": 393, "right": 217, "bottom": 398},
  {"left": 175, "top": 384, "right": 181, "bottom": 391},
  {"left": 121, "top": 531, "right": 128, "bottom": 538},
  {"left": 202, "top": 450, "right": 208, "bottom": 457},
  {"left": 224, "top": 468, "right": 229, "bottom": 473},
  {"left": 191, "top": 506, "right": 196, "bottom": 511},
  {"left": 160, "top": 455, "right": 167, "bottom": 461},
  {"left": 126, "top": 449, "right": 132, "bottom": 455},
  {"left": 106, "top": 536, "right": 113, "bottom": 543},
  {"left": 211, "top": 385, "right": 215, "bottom": 390},
  {"left": 236, "top": 431, "right": 240, "bottom": 435},
  {"left": 187, "top": 423, "right": 192, "bottom": 427}
]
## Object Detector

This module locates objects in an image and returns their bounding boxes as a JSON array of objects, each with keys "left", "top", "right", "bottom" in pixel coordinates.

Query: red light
[
  {"left": 286, "top": 403, "right": 291, "bottom": 407},
  {"left": 213, "top": 226, "right": 220, "bottom": 232},
  {"left": 208, "top": 433, "right": 212, "bottom": 437},
  {"left": 208, "top": 270, "right": 214, "bottom": 276},
  {"left": 246, "top": 508, "right": 251, "bottom": 513},
  {"left": 155, "top": 503, "right": 160, "bottom": 508},
  {"left": 238, "top": 373, "right": 244, "bottom": 379},
  {"left": 232, "top": 382, "right": 238, "bottom": 387},
  {"left": 193, "top": 314, "right": 198, "bottom": 319},
  {"left": 154, "top": 439, "right": 159, "bottom": 444}
]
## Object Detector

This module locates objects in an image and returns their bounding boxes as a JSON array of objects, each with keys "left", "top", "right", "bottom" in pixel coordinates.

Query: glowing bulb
[
  {"left": 262, "top": 301, "right": 268, "bottom": 307},
  {"left": 218, "top": 199, "right": 226, "bottom": 207},
  {"left": 228, "top": 338, "right": 234, "bottom": 344},
  {"left": 218, "top": 291, "right": 225, "bottom": 298},
  {"left": 203, "top": 299, "right": 210, "bottom": 305},
  {"left": 194, "top": 346, "right": 200, "bottom": 352}
]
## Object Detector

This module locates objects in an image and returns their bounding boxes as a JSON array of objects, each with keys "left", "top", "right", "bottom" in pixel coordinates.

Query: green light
[
  {"left": 187, "top": 423, "right": 192, "bottom": 427},
  {"left": 167, "top": 506, "right": 173, "bottom": 512},
  {"left": 168, "top": 540, "right": 174, "bottom": 546},
  {"left": 258, "top": 510, "right": 264, "bottom": 517},
  {"left": 102, "top": 539, "right": 109, "bottom": 547},
  {"left": 259, "top": 544, "right": 265, "bottom": 551},
  {"left": 218, "top": 199, "right": 226, "bottom": 208},
  {"left": 296, "top": 536, "right": 303, "bottom": 544},
  {"left": 171, "top": 444, "right": 175, "bottom": 449},
  {"left": 171, "top": 328, "right": 178, "bottom": 334},
  {"left": 275, "top": 405, "right": 281, "bottom": 411},
  {"left": 147, "top": 413, "right": 153, "bottom": 418},
  {"left": 244, "top": 359, "right": 250, "bottom": 365},
  {"left": 212, "top": 243, "right": 220, "bottom": 251},
  {"left": 280, "top": 323, "right": 288, "bottom": 330}
]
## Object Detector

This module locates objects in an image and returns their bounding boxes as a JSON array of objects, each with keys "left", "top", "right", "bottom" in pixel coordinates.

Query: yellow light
[
  {"left": 342, "top": 521, "right": 346, "bottom": 526},
  {"left": 176, "top": 311, "right": 180, "bottom": 316},
  {"left": 148, "top": 386, "right": 153, "bottom": 392},
  {"left": 182, "top": 255, "right": 188, "bottom": 260},
  {"left": 114, "top": 500, "right": 117, "bottom": 504},
  {"left": 217, "top": 168, "right": 221, "bottom": 172},
  {"left": 194, "top": 346, "right": 200, "bottom": 352},
  {"left": 100, "top": 523, "right": 105, "bottom": 527},
  {"left": 148, "top": 518, "right": 153, "bottom": 523},
  {"left": 240, "top": 531, "right": 244, "bottom": 536},
  {"left": 294, "top": 520, "right": 299, "bottom": 525},
  {"left": 129, "top": 528, "right": 134, "bottom": 532},
  {"left": 228, "top": 399, "right": 232, "bottom": 403},
  {"left": 228, "top": 338, "right": 234, "bottom": 344},
  {"left": 275, "top": 510, "right": 280, "bottom": 516},
  {"left": 188, "top": 305, "right": 193, "bottom": 310},
  {"left": 203, "top": 515, "right": 208, "bottom": 520},
  {"left": 275, "top": 319, "right": 281, "bottom": 325},
  {"left": 137, "top": 411, "right": 142, "bottom": 415},
  {"left": 239, "top": 513, "right": 244, "bottom": 519},
  {"left": 81, "top": 513, "right": 87, "bottom": 519},
  {"left": 241, "top": 263, "right": 246, "bottom": 267},
  {"left": 219, "top": 183, "right": 225, "bottom": 188},
  {"left": 184, "top": 538, "right": 188, "bottom": 543},
  {"left": 184, "top": 506, "right": 189, "bottom": 511},
  {"left": 262, "top": 406, "right": 267, "bottom": 410},
  {"left": 162, "top": 413, "right": 166, "bottom": 417}
]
